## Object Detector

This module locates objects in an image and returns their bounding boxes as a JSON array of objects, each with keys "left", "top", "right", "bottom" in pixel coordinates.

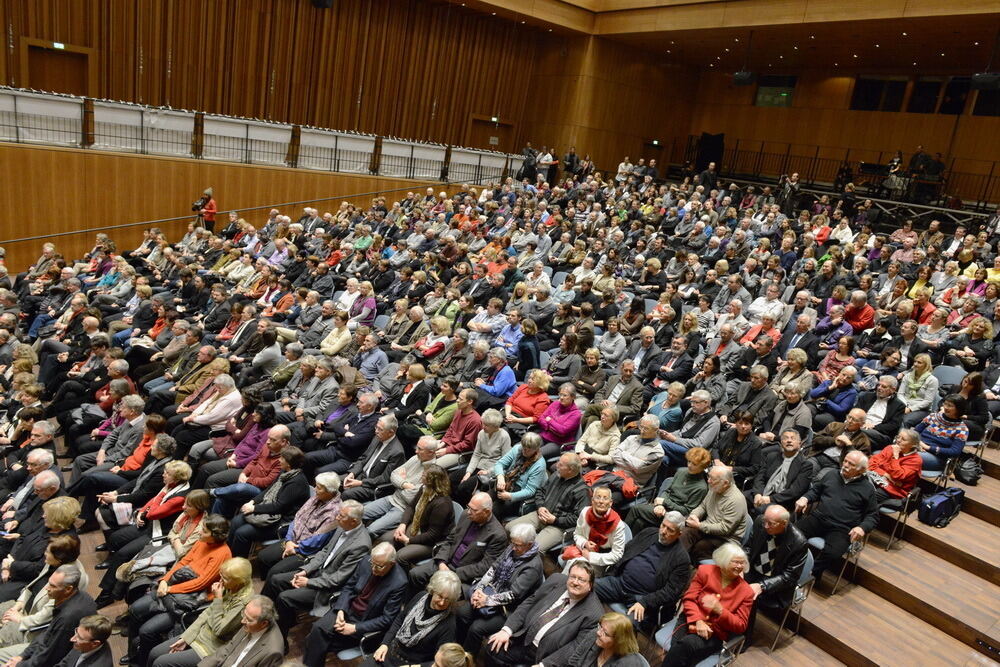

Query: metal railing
[
  {"left": 0, "top": 86, "right": 518, "bottom": 186},
  {"left": 678, "top": 135, "right": 1000, "bottom": 212}
]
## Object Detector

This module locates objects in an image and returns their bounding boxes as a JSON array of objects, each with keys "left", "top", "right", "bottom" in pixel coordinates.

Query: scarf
[
  {"left": 586, "top": 506, "right": 621, "bottom": 549},
  {"left": 395, "top": 595, "right": 449, "bottom": 648},
  {"left": 903, "top": 370, "right": 932, "bottom": 401},
  {"left": 491, "top": 543, "right": 540, "bottom": 592},
  {"left": 505, "top": 452, "right": 540, "bottom": 491},
  {"left": 259, "top": 469, "right": 299, "bottom": 507},
  {"left": 288, "top": 493, "right": 342, "bottom": 543}
]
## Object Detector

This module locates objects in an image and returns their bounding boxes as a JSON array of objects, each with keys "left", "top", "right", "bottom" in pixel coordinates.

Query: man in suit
[
  {"left": 743, "top": 504, "right": 808, "bottom": 640},
  {"left": 303, "top": 393, "right": 382, "bottom": 477},
  {"left": 264, "top": 500, "right": 371, "bottom": 636},
  {"left": 486, "top": 561, "right": 604, "bottom": 666},
  {"left": 409, "top": 491, "right": 508, "bottom": 589},
  {"left": 0, "top": 565, "right": 97, "bottom": 667},
  {"left": 198, "top": 596, "right": 284, "bottom": 667},
  {"left": 810, "top": 408, "right": 872, "bottom": 470},
  {"left": 275, "top": 357, "right": 339, "bottom": 425},
  {"left": 338, "top": 417, "right": 407, "bottom": 503},
  {"left": 747, "top": 429, "right": 816, "bottom": 515},
  {"left": 198, "top": 286, "right": 233, "bottom": 334},
  {"left": 778, "top": 313, "right": 820, "bottom": 368},
  {"left": 595, "top": 511, "right": 691, "bottom": 628},
  {"left": 645, "top": 335, "right": 695, "bottom": 400},
  {"left": 53, "top": 614, "right": 113, "bottom": 667},
  {"left": 889, "top": 320, "right": 929, "bottom": 369},
  {"left": 696, "top": 323, "right": 745, "bottom": 379},
  {"left": 302, "top": 543, "right": 408, "bottom": 667},
  {"left": 623, "top": 327, "right": 661, "bottom": 382},
  {"left": 720, "top": 366, "right": 780, "bottom": 430},
  {"left": 69, "top": 394, "right": 146, "bottom": 485},
  {"left": 581, "top": 360, "right": 644, "bottom": 427},
  {"left": 856, "top": 378, "right": 906, "bottom": 448},
  {"left": 779, "top": 290, "right": 818, "bottom": 333}
]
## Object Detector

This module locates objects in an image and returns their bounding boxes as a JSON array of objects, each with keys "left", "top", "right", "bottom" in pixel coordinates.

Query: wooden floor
[{"left": 64, "top": 433, "right": 1000, "bottom": 666}]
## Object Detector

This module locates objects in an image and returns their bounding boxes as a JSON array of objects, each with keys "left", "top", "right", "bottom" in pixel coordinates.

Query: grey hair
[
  {"left": 488, "top": 346, "right": 507, "bottom": 361},
  {"left": 898, "top": 428, "right": 920, "bottom": 446},
  {"left": 472, "top": 340, "right": 490, "bottom": 352},
  {"left": 54, "top": 564, "right": 82, "bottom": 590},
  {"left": 558, "top": 382, "right": 577, "bottom": 398},
  {"left": 662, "top": 510, "right": 685, "bottom": 530},
  {"left": 712, "top": 542, "right": 747, "bottom": 569},
  {"left": 109, "top": 379, "right": 131, "bottom": 395},
  {"left": 377, "top": 413, "right": 398, "bottom": 432},
  {"left": 35, "top": 469, "right": 60, "bottom": 490},
  {"left": 358, "top": 393, "right": 380, "bottom": 410},
  {"left": 213, "top": 374, "right": 236, "bottom": 390},
  {"left": 749, "top": 365, "right": 769, "bottom": 380},
  {"left": 28, "top": 448, "right": 54, "bottom": 466},
  {"left": 520, "top": 432, "right": 542, "bottom": 451},
  {"left": 709, "top": 465, "right": 735, "bottom": 485},
  {"left": 371, "top": 542, "right": 397, "bottom": 562},
  {"left": 108, "top": 359, "right": 130, "bottom": 374},
  {"left": 285, "top": 342, "right": 304, "bottom": 358},
  {"left": 315, "top": 472, "right": 341, "bottom": 494},
  {"left": 469, "top": 492, "right": 493, "bottom": 511},
  {"left": 121, "top": 395, "right": 145, "bottom": 414},
  {"left": 481, "top": 408, "right": 503, "bottom": 428},
  {"left": 691, "top": 389, "right": 712, "bottom": 404},
  {"left": 639, "top": 413, "right": 660, "bottom": 429},
  {"left": 247, "top": 595, "right": 278, "bottom": 625},
  {"left": 341, "top": 499, "right": 364, "bottom": 523},
  {"left": 509, "top": 522, "right": 537, "bottom": 543},
  {"left": 880, "top": 375, "right": 899, "bottom": 389},
  {"left": 33, "top": 421, "right": 54, "bottom": 436},
  {"left": 426, "top": 569, "right": 462, "bottom": 603}
]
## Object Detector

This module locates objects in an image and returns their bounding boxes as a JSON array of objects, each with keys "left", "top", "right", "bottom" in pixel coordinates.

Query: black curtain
[{"left": 696, "top": 132, "right": 725, "bottom": 172}]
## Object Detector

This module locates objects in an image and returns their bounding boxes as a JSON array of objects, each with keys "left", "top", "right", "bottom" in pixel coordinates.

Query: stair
[
  {"left": 959, "top": 474, "right": 1000, "bottom": 526},
  {"left": 883, "top": 511, "right": 1000, "bottom": 586}
]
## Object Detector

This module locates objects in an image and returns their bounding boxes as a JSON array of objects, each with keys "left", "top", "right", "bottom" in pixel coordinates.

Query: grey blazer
[
  {"left": 100, "top": 416, "right": 146, "bottom": 463},
  {"left": 301, "top": 526, "right": 372, "bottom": 610}
]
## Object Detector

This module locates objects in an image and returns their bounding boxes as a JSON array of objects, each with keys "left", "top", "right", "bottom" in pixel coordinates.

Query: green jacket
[{"left": 181, "top": 582, "right": 254, "bottom": 657}]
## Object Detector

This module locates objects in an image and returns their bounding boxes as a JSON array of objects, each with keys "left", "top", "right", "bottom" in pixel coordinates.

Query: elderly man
[
  {"left": 69, "top": 394, "right": 146, "bottom": 485},
  {"left": 302, "top": 543, "right": 408, "bottom": 667},
  {"left": 697, "top": 322, "right": 744, "bottom": 378},
  {"left": 661, "top": 390, "right": 721, "bottom": 466},
  {"left": 646, "top": 336, "right": 695, "bottom": 399},
  {"left": 582, "top": 360, "right": 644, "bottom": 427},
  {"left": 810, "top": 408, "right": 872, "bottom": 470},
  {"left": 506, "top": 452, "right": 588, "bottom": 551},
  {"left": 303, "top": 393, "right": 383, "bottom": 477},
  {"left": 778, "top": 313, "right": 820, "bottom": 367},
  {"left": 611, "top": 414, "right": 666, "bottom": 489},
  {"left": 474, "top": 347, "right": 517, "bottom": 411},
  {"left": 681, "top": 465, "right": 749, "bottom": 560},
  {"left": 198, "top": 596, "right": 284, "bottom": 667},
  {"left": 711, "top": 299, "right": 750, "bottom": 341},
  {"left": 0, "top": 468, "right": 63, "bottom": 561},
  {"left": 748, "top": 429, "right": 816, "bottom": 514},
  {"left": 844, "top": 290, "right": 876, "bottom": 333},
  {"left": 856, "top": 377, "right": 906, "bottom": 448},
  {"left": 409, "top": 491, "right": 507, "bottom": 588},
  {"left": 0, "top": 565, "right": 96, "bottom": 667},
  {"left": 362, "top": 436, "right": 439, "bottom": 538},
  {"left": 595, "top": 511, "right": 691, "bottom": 626},
  {"left": 795, "top": 451, "right": 878, "bottom": 578},
  {"left": 623, "top": 327, "right": 661, "bottom": 381},
  {"left": 721, "top": 365, "right": 779, "bottom": 430},
  {"left": 264, "top": 501, "right": 371, "bottom": 636},
  {"left": 0, "top": 424, "right": 57, "bottom": 497},
  {"left": 866, "top": 429, "right": 923, "bottom": 505},
  {"left": 809, "top": 365, "right": 859, "bottom": 430},
  {"left": 744, "top": 504, "right": 808, "bottom": 639},
  {"left": 486, "top": 561, "right": 603, "bottom": 667},
  {"left": 0, "top": 448, "right": 58, "bottom": 522},
  {"left": 206, "top": 424, "right": 290, "bottom": 517},
  {"left": 779, "top": 290, "right": 818, "bottom": 332}
]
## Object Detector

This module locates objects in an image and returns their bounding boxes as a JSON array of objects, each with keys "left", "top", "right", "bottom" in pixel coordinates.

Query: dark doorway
[{"left": 27, "top": 46, "right": 88, "bottom": 96}]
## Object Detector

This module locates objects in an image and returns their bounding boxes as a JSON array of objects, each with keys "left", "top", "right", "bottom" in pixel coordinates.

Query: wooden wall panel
[{"left": 0, "top": 143, "right": 450, "bottom": 271}]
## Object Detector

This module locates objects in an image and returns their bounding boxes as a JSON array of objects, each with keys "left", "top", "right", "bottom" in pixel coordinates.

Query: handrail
[{"left": 0, "top": 181, "right": 466, "bottom": 246}]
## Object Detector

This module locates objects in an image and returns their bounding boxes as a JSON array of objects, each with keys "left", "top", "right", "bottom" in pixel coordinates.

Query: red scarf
[{"left": 586, "top": 506, "right": 621, "bottom": 549}]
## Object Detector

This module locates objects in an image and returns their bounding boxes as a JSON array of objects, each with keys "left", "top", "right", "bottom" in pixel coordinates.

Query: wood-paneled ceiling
[{"left": 607, "top": 15, "right": 1000, "bottom": 74}]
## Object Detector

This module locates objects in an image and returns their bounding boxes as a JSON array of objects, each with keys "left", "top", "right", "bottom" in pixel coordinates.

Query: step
[
  {"left": 979, "top": 445, "right": 1000, "bottom": 479},
  {"left": 851, "top": 538, "right": 1000, "bottom": 660},
  {"left": 953, "top": 474, "right": 1000, "bottom": 526},
  {"left": 799, "top": 585, "right": 996, "bottom": 666},
  {"left": 743, "top": 613, "right": 845, "bottom": 666},
  {"left": 879, "top": 512, "right": 1000, "bottom": 586}
]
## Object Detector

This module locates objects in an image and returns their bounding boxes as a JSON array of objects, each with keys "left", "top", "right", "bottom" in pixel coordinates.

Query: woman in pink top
[{"left": 538, "top": 382, "right": 582, "bottom": 460}]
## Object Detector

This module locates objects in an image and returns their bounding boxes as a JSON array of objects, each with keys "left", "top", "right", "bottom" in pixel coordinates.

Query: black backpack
[{"left": 954, "top": 454, "right": 984, "bottom": 486}]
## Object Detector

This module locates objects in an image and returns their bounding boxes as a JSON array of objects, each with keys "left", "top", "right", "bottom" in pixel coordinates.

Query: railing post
[
  {"left": 286, "top": 125, "right": 300, "bottom": 168},
  {"left": 81, "top": 98, "right": 94, "bottom": 148},
  {"left": 331, "top": 135, "right": 338, "bottom": 172},
  {"left": 981, "top": 161, "right": 996, "bottom": 211},
  {"left": 244, "top": 124, "right": 251, "bottom": 164},
  {"left": 408, "top": 145, "right": 415, "bottom": 179},
  {"left": 140, "top": 109, "right": 146, "bottom": 155},
  {"left": 12, "top": 95, "right": 18, "bottom": 144},
  {"left": 192, "top": 113, "right": 204, "bottom": 159},
  {"left": 809, "top": 146, "right": 820, "bottom": 185}
]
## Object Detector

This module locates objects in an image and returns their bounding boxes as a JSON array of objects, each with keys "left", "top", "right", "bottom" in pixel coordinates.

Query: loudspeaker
[
  {"left": 311, "top": 0, "right": 333, "bottom": 8},
  {"left": 971, "top": 72, "right": 1000, "bottom": 90},
  {"left": 733, "top": 71, "right": 756, "bottom": 86}
]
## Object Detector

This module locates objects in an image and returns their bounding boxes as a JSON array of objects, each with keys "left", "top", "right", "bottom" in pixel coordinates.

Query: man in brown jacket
[{"left": 198, "top": 596, "right": 284, "bottom": 667}]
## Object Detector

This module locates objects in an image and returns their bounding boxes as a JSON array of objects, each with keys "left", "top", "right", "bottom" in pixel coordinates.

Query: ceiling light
[
  {"left": 853, "top": 54, "right": 858, "bottom": 58},
  {"left": 670, "top": 41, "right": 675, "bottom": 45},
  {"left": 913, "top": 61, "right": 917, "bottom": 65},
  {"left": 520, "top": 20, "right": 525, "bottom": 24},
  {"left": 716, "top": 56, "right": 721, "bottom": 60},
  {"left": 793, "top": 46, "right": 798, "bottom": 50},
  {"left": 834, "top": 62, "right": 838, "bottom": 66},
  {"left": 875, "top": 44, "right": 879, "bottom": 48},
  {"left": 974, "top": 41, "right": 980, "bottom": 46},
  {"left": 902, "top": 32, "right": 907, "bottom": 36},
  {"left": 810, "top": 35, "right": 815, "bottom": 39},
  {"left": 491, "top": 12, "right": 496, "bottom": 15},
  {"left": 779, "top": 55, "right": 783, "bottom": 59},
  {"left": 666, "top": 49, "right": 671, "bottom": 53},
  {"left": 734, "top": 38, "right": 739, "bottom": 42},
  {"left": 940, "top": 52, "right": 945, "bottom": 56},
  {"left": 725, "top": 48, "right": 730, "bottom": 52}
]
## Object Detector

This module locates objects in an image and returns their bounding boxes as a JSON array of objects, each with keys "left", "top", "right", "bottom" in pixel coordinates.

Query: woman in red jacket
[
  {"left": 504, "top": 369, "right": 551, "bottom": 436},
  {"left": 663, "top": 543, "right": 754, "bottom": 666}
]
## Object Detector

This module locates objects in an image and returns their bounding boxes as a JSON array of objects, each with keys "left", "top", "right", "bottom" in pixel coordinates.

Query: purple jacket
[
  {"left": 538, "top": 400, "right": 582, "bottom": 445},
  {"left": 233, "top": 424, "right": 271, "bottom": 468}
]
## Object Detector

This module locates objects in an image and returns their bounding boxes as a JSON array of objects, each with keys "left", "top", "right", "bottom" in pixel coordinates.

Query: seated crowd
[{"left": 0, "top": 161, "right": 992, "bottom": 667}]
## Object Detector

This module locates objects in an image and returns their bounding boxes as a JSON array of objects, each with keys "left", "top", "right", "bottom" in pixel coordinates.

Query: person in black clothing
[
  {"left": 8, "top": 565, "right": 97, "bottom": 667},
  {"left": 743, "top": 504, "right": 808, "bottom": 640},
  {"left": 747, "top": 429, "right": 816, "bottom": 515},
  {"left": 594, "top": 512, "right": 691, "bottom": 629},
  {"left": 793, "top": 450, "right": 878, "bottom": 579}
]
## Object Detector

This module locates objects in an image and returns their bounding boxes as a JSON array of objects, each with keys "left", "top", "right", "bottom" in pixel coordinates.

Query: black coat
[
  {"left": 384, "top": 595, "right": 457, "bottom": 665},
  {"left": 504, "top": 573, "right": 604, "bottom": 662},
  {"left": 749, "top": 451, "right": 816, "bottom": 510},
  {"left": 855, "top": 391, "right": 906, "bottom": 439},
  {"left": 431, "top": 514, "right": 509, "bottom": 583},
  {"left": 250, "top": 469, "right": 310, "bottom": 520},
  {"left": 330, "top": 557, "right": 408, "bottom": 636},
  {"left": 602, "top": 529, "right": 691, "bottom": 615},
  {"left": 712, "top": 429, "right": 763, "bottom": 485},
  {"left": 778, "top": 330, "right": 821, "bottom": 368},
  {"left": 348, "top": 436, "right": 406, "bottom": 490},
  {"left": 744, "top": 516, "right": 809, "bottom": 607},
  {"left": 19, "top": 590, "right": 97, "bottom": 667}
]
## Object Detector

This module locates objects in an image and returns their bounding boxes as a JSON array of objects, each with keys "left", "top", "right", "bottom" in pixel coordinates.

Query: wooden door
[
  {"left": 468, "top": 116, "right": 515, "bottom": 153},
  {"left": 27, "top": 46, "right": 88, "bottom": 96}
]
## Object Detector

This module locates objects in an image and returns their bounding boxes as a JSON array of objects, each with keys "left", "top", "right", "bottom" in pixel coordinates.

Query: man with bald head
[
  {"left": 409, "top": 491, "right": 507, "bottom": 589},
  {"left": 744, "top": 504, "right": 808, "bottom": 638},
  {"left": 810, "top": 407, "right": 871, "bottom": 471},
  {"left": 794, "top": 451, "right": 878, "bottom": 579}
]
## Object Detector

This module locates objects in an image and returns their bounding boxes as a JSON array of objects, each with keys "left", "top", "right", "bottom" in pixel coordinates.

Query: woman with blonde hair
[{"left": 547, "top": 611, "right": 644, "bottom": 667}]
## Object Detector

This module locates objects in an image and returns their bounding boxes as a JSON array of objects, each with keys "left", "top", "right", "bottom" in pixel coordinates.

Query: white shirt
[
  {"left": 231, "top": 631, "right": 263, "bottom": 666},
  {"left": 867, "top": 398, "right": 888, "bottom": 427}
]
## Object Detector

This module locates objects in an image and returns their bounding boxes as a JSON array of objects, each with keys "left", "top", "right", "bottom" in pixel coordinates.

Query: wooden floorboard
[
  {"left": 953, "top": 474, "right": 1000, "bottom": 525},
  {"left": 882, "top": 512, "right": 1000, "bottom": 586}
]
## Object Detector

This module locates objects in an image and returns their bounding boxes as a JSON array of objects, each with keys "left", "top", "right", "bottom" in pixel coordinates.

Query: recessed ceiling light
[
  {"left": 491, "top": 12, "right": 496, "bottom": 15},
  {"left": 666, "top": 50, "right": 671, "bottom": 53},
  {"left": 974, "top": 41, "right": 980, "bottom": 46},
  {"left": 793, "top": 46, "right": 798, "bottom": 50},
  {"left": 520, "top": 20, "right": 525, "bottom": 24},
  {"left": 913, "top": 61, "right": 917, "bottom": 65},
  {"left": 902, "top": 32, "right": 907, "bottom": 36},
  {"left": 834, "top": 62, "right": 839, "bottom": 66},
  {"left": 853, "top": 54, "right": 858, "bottom": 58},
  {"left": 735, "top": 38, "right": 739, "bottom": 42},
  {"left": 725, "top": 48, "right": 729, "bottom": 52},
  {"left": 670, "top": 41, "right": 675, "bottom": 45},
  {"left": 941, "top": 52, "right": 945, "bottom": 56},
  {"left": 779, "top": 55, "right": 783, "bottom": 59},
  {"left": 875, "top": 44, "right": 879, "bottom": 48},
  {"left": 547, "top": 28, "right": 552, "bottom": 32},
  {"left": 716, "top": 56, "right": 721, "bottom": 60},
  {"left": 810, "top": 35, "right": 815, "bottom": 39}
]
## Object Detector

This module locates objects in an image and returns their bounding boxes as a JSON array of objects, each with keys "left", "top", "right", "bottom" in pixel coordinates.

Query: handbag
[
  {"left": 245, "top": 512, "right": 282, "bottom": 529},
  {"left": 121, "top": 540, "right": 176, "bottom": 582}
]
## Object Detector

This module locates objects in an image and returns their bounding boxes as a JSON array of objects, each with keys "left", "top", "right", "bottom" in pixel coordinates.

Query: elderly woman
[
  {"left": 191, "top": 402, "right": 275, "bottom": 489},
  {"left": 685, "top": 356, "right": 727, "bottom": 407},
  {"left": 363, "top": 570, "right": 462, "bottom": 667},
  {"left": 547, "top": 611, "right": 645, "bottom": 667},
  {"left": 172, "top": 374, "right": 244, "bottom": 458},
  {"left": 662, "top": 543, "right": 754, "bottom": 666},
  {"left": 347, "top": 281, "right": 377, "bottom": 330},
  {"left": 945, "top": 316, "right": 994, "bottom": 371},
  {"left": 146, "top": 557, "right": 255, "bottom": 667},
  {"left": 0, "top": 535, "right": 86, "bottom": 652},
  {"left": 127, "top": 514, "right": 232, "bottom": 667},
  {"left": 815, "top": 335, "right": 855, "bottom": 383},
  {"left": 572, "top": 348, "right": 607, "bottom": 410},
  {"left": 576, "top": 405, "right": 622, "bottom": 469},
  {"left": 538, "top": 383, "right": 583, "bottom": 459},
  {"left": 561, "top": 486, "right": 627, "bottom": 574},
  {"left": 256, "top": 471, "right": 342, "bottom": 579},
  {"left": 452, "top": 408, "right": 511, "bottom": 504},
  {"left": 227, "top": 446, "right": 310, "bottom": 557},
  {"left": 378, "top": 464, "right": 455, "bottom": 569},
  {"left": 455, "top": 523, "right": 543, "bottom": 653},
  {"left": 504, "top": 369, "right": 551, "bottom": 436},
  {"left": 626, "top": 447, "right": 710, "bottom": 532},
  {"left": 97, "top": 489, "right": 211, "bottom": 609},
  {"left": 491, "top": 434, "right": 548, "bottom": 520},
  {"left": 597, "top": 318, "right": 627, "bottom": 369},
  {"left": 646, "top": 382, "right": 686, "bottom": 432},
  {"left": 772, "top": 348, "right": 814, "bottom": 398},
  {"left": 0, "top": 496, "right": 80, "bottom": 601}
]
